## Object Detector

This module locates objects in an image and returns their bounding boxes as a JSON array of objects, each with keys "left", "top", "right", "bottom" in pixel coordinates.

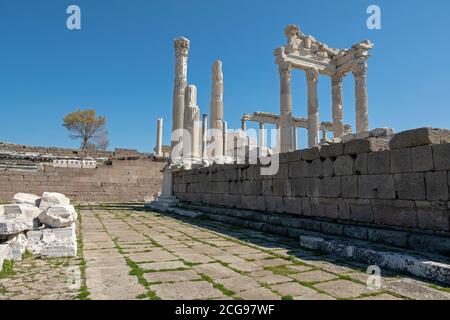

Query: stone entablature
[
  {"left": 274, "top": 25, "right": 374, "bottom": 151},
  {"left": 172, "top": 128, "right": 450, "bottom": 235}
]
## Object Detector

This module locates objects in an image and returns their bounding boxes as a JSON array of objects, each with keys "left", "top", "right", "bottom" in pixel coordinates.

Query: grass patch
[
  {"left": 282, "top": 295, "right": 294, "bottom": 300},
  {"left": 75, "top": 206, "right": 91, "bottom": 300},
  {"left": 429, "top": 284, "right": 450, "bottom": 293},
  {"left": 199, "top": 273, "right": 236, "bottom": 298},
  {"left": 0, "top": 260, "right": 15, "bottom": 278},
  {"left": 265, "top": 266, "right": 299, "bottom": 276}
]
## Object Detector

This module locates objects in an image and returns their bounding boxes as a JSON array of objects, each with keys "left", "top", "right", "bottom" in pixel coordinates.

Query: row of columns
[{"left": 278, "top": 61, "right": 369, "bottom": 152}]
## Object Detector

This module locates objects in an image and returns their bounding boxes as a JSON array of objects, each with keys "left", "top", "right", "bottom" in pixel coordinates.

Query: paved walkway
[{"left": 1, "top": 203, "right": 450, "bottom": 300}]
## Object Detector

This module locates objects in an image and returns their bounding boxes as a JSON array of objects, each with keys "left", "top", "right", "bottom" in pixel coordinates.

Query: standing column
[
  {"left": 241, "top": 119, "right": 247, "bottom": 131},
  {"left": 331, "top": 74, "right": 345, "bottom": 138},
  {"left": 222, "top": 121, "right": 228, "bottom": 159},
  {"left": 183, "top": 85, "right": 199, "bottom": 160},
  {"left": 275, "top": 123, "right": 280, "bottom": 153},
  {"left": 292, "top": 127, "right": 298, "bottom": 150},
  {"left": 306, "top": 68, "right": 320, "bottom": 148},
  {"left": 353, "top": 62, "right": 369, "bottom": 132},
  {"left": 201, "top": 114, "right": 208, "bottom": 160},
  {"left": 171, "top": 37, "right": 190, "bottom": 158},
  {"left": 155, "top": 118, "right": 163, "bottom": 156},
  {"left": 210, "top": 60, "right": 224, "bottom": 158},
  {"left": 258, "top": 122, "right": 265, "bottom": 149},
  {"left": 279, "top": 62, "right": 293, "bottom": 153}
]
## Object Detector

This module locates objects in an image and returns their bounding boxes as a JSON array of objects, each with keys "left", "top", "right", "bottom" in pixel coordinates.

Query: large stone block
[
  {"left": 305, "top": 178, "right": 321, "bottom": 197},
  {"left": 5, "top": 233, "right": 27, "bottom": 261},
  {"left": 311, "top": 198, "right": 339, "bottom": 219},
  {"left": 39, "top": 192, "right": 70, "bottom": 210},
  {"left": 411, "top": 145, "right": 433, "bottom": 172},
  {"left": 372, "top": 200, "right": 417, "bottom": 229},
  {"left": 307, "top": 159, "right": 322, "bottom": 177},
  {"left": 12, "top": 193, "right": 41, "bottom": 207},
  {"left": 2, "top": 204, "right": 41, "bottom": 220},
  {"left": 358, "top": 175, "right": 395, "bottom": 199},
  {"left": 425, "top": 172, "right": 448, "bottom": 201},
  {"left": 433, "top": 143, "right": 450, "bottom": 171},
  {"left": 39, "top": 205, "right": 78, "bottom": 228},
  {"left": 368, "top": 150, "right": 390, "bottom": 174},
  {"left": 27, "top": 223, "right": 77, "bottom": 257},
  {"left": 320, "top": 177, "right": 341, "bottom": 198},
  {"left": 286, "top": 150, "right": 303, "bottom": 162},
  {"left": 333, "top": 155, "right": 353, "bottom": 176},
  {"left": 341, "top": 176, "right": 358, "bottom": 198},
  {"left": 0, "top": 217, "right": 35, "bottom": 236},
  {"left": 261, "top": 179, "right": 273, "bottom": 196},
  {"left": 367, "top": 228, "right": 409, "bottom": 248},
  {"left": 394, "top": 173, "right": 426, "bottom": 200},
  {"left": 321, "top": 158, "right": 334, "bottom": 177},
  {"left": 288, "top": 160, "right": 308, "bottom": 178},
  {"left": 389, "top": 148, "right": 412, "bottom": 173},
  {"left": 301, "top": 147, "right": 320, "bottom": 161},
  {"left": 283, "top": 197, "right": 303, "bottom": 215},
  {"left": 240, "top": 195, "right": 258, "bottom": 210},
  {"left": 353, "top": 153, "right": 368, "bottom": 175},
  {"left": 416, "top": 201, "right": 450, "bottom": 232},
  {"left": 272, "top": 179, "right": 285, "bottom": 196},
  {"left": 291, "top": 178, "right": 306, "bottom": 197},
  {"left": 344, "top": 138, "right": 388, "bottom": 155},
  {"left": 319, "top": 143, "right": 344, "bottom": 158},
  {"left": 348, "top": 199, "right": 373, "bottom": 223},
  {"left": 389, "top": 127, "right": 450, "bottom": 149}
]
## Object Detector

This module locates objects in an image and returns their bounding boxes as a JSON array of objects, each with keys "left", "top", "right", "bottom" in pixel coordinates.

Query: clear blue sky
[{"left": 0, "top": 0, "right": 449, "bottom": 152}]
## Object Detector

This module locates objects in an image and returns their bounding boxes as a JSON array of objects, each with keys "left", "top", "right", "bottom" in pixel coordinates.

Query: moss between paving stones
[{"left": 75, "top": 206, "right": 91, "bottom": 300}]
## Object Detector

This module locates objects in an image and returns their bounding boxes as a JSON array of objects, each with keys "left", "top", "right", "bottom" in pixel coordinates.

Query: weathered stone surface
[
  {"left": 389, "top": 128, "right": 450, "bottom": 149},
  {"left": 368, "top": 151, "right": 390, "bottom": 174},
  {"left": 39, "top": 205, "right": 77, "bottom": 228},
  {"left": 39, "top": 192, "right": 70, "bottom": 211},
  {"left": 341, "top": 176, "right": 358, "bottom": 198},
  {"left": 372, "top": 200, "right": 417, "bottom": 228},
  {"left": 5, "top": 233, "right": 27, "bottom": 261},
  {"left": 353, "top": 153, "right": 368, "bottom": 175},
  {"left": 411, "top": 145, "right": 434, "bottom": 172},
  {"left": 320, "top": 177, "right": 341, "bottom": 198},
  {"left": 301, "top": 147, "right": 320, "bottom": 161},
  {"left": 2, "top": 204, "right": 41, "bottom": 220},
  {"left": 390, "top": 148, "right": 412, "bottom": 173},
  {"left": 333, "top": 155, "right": 353, "bottom": 176},
  {"left": 0, "top": 217, "right": 35, "bottom": 236},
  {"left": 319, "top": 143, "right": 343, "bottom": 158},
  {"left": 358, "top": 175, "right": 395, "bottom": 199},
  {"left": 26, "top": 223, "right": 77, "bottom": 257},
  {"left": 12, "top": 193, "right": 41, "bottom": 207},
  {"left": 425, "top": 172, "right": 448, "bottom": 201},
  {"left": 433, "top": 143, "right": 450, "bottom": 171},
  {"left": 394, "top": 173, "right": 426, "bottom": 200},
  {"left": 299, "top": 235, "right": 324, "bottom": 250},
  {"left": 0, "top": 243, "right": 10, "bottom": 270},
  {"left": 344, "top": 138, "right": 388, "bottom": 155}
]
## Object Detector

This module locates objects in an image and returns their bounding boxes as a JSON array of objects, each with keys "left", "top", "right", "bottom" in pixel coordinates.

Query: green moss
[
  {"left": 282, "top": 295, "right": 294, "bottom": 300},
  {"left": 199, "top": 273, "right": 236, "bottom": 298},
  {"left": 75, "top": 206, "right": 91, "bottom": 300},
  {"left": 0, "top": 260, "right": 15, "bottom": 278}
]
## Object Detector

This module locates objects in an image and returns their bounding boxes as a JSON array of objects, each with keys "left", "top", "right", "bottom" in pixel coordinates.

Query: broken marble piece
[
  {"left": 5, "top": 233, "right": 27, "bottom": 261},
  {"left": 12, "top": 193, "right": 41, "bottom": 207},
  {"left": 26, "top": 223, "right": 77, "bottom": 257},
  {"left": 39, "top": 205, "right": 77, "bottom": 228},
  {"left": 39, "top": 192, "right": 71, "bottom": 211}
]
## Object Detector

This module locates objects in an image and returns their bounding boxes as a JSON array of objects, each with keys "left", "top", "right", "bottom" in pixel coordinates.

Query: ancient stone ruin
[
  {"left": 1, "top": 192, "right": 78, "bottom": 271},
  {"left": 146, "top": 25, "right": 450, "bottom": 286}
]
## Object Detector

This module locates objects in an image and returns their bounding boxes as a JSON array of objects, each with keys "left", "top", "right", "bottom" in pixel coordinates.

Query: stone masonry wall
[
  {"left": 173, "top": 130, "right": 450, "bottom": 236},
  {"left": 0, "top": 159, "right": 164, "bottom": 202}
]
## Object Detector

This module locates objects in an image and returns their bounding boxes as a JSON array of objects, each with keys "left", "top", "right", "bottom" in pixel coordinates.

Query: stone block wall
[
  {"left": 0, "top": 159, "right": 164, "bottom": 202},
  {"left": 173, "top": 134, "right": 450, "bottom": 235}
]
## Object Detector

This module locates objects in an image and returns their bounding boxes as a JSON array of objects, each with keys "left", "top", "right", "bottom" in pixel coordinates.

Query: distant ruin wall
[
  {"left": 0, "top": 159, "right": 164, "bottom": 202},
  {"left": 173, "top": 136, "right": 450, "bottom": 235}
]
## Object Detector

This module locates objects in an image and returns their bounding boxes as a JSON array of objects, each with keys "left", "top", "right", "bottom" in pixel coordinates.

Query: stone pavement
[{"left": 1, "top": 203, "right": 450, "bottom": 300}]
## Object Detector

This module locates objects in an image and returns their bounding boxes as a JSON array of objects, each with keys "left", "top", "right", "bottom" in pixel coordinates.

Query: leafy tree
[{"left": 63, "top": 109, "right": 109, "bottom": 151}]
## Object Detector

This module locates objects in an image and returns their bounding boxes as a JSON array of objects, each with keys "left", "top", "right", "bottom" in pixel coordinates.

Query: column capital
[
  {"left": 332, "top": 74, "right": 344, "bottom": 86},
  {"left": 174, "top": 37, "right": 190, "bottom": 56},
  {"left": 352, "top": 62, "right": 368, "bottom": 78},
  {"left": 306, "top": 68, "right": 319, "bottom": 83},
  {"left": 278, "top": 62, "right": 292, "bottom": 75}
]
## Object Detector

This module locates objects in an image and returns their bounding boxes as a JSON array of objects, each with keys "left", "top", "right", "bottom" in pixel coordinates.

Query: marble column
[
  {"left": 276, "top": 123, "right": 280, "bottom": 153},
  {"left": 258, "top": 122, "right": 265, "bottom": 149},
  {"left": 171, "top": 37, "right": 190, "bottom": 157},
  {"left": 202, "top": 114, "right": 208, "bottom": 160},
  {"left": 292, "top": 126, "right": 298, "bottom": 150},
  {"left": 210, "top": 60, "right": 224, "bottom": 158},
  {"left": 353, "top": 62, "right": 369, "bottom": 133},
  {"left": 306, "top": 68, "right": 320, "bottom": 148},
  {"left": 222, "top": 121, "right": 228, "bottom": 158},
  {"left": 183, "top": 85, "right": 200, "bottom": 160},
  {"left": 279, "top": 62, "right": 293, "bottom": 153},
  {"left": 332, "top": 74, "right": 345, "bottom": 138},
  {"left": 155, "top": 118, "right": 163, "bottom": 156},
  {"left": 241, "top": 119, "right": 247, "bottom": 131}
]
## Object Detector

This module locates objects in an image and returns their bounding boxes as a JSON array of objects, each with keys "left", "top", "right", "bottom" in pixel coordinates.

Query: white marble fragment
[
  {"left": 12, "top": 193, "right": 41, "bottom": 207},
  {"left": 26, "top": 223, "right": 77, "bottom": 257},
  {"left": 39, "top": 205, "right": 77, "bottom": 228},
  {"left": 39, "top": 192, "right": 70, "bottom": 211}
]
